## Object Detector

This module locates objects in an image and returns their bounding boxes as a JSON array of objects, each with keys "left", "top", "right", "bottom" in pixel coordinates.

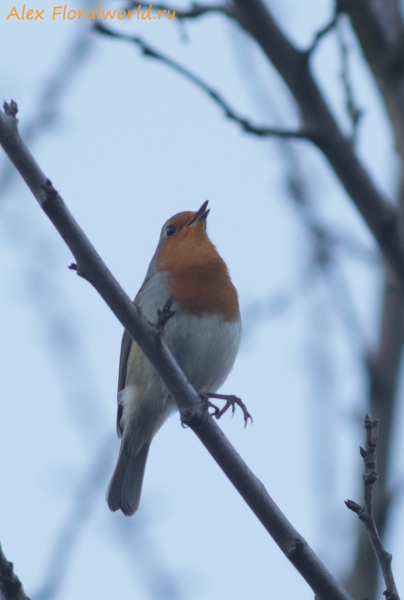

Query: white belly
[
  {"left": 121, "top": 309, "right": 241, "bottom": 451},
  {"left": 164, "top": 310, "right": 241, "bottom": 394}
]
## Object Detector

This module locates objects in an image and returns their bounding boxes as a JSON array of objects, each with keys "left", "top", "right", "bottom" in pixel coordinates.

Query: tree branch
[
  {"left": 336, "top": 21, "right": 363, "bottom": 143},
  {"left": 0, "top": 544, "right": 30, "bottom": 600},
  {"left": 307, "top": 10, "right": 339, "bottom": 56},
  {"left": 306, "top": 0, "right": 357, "bottom": 56},
  {"left": 347, "top": 0, "right": 404, "bottom": 162},
  {"left": 345, "top": 258, "right": 404, "bottom": 600},
  {"left": 345, "top": 414, "right": 400, "bottom": 600},
  {"left": 128, "top": 1, "right": 235, "bottom": 20},
  {"left": 93, "top": 23, "right": 309, "bottom": 140},
  {"left": 0, "top": 101, "right": 354, "bottom": 600},
  {"left": 226, "top": 0, "right": 404, "bottom": 287}
]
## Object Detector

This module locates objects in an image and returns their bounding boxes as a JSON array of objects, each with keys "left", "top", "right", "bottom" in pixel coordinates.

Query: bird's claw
[
  {"left": 201, "top": 393, "right": 252, "bottom": 427},
  {"left": 156, "top": 297, "right": 176, "bottom": 334}
]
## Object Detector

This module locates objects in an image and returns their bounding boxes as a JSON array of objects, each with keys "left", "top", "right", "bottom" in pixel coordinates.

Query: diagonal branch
[
  {"left": 93, "top": 23, "right": 309, "bottom": 140},
  {"left": 228, "top": 0, "right": 404, "bottom": 286},
  {"left": 0, "top": 544, "right": 30, "bottom": 600},
  {"left": 0, "top": 101, "right": 354, "bottom": 600},
  {"left": 345, "top": 414, "right": 400, "bottom": 600}
]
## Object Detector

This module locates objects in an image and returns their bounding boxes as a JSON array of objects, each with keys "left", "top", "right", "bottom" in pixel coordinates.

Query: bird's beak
[{"left": 185, "top": 200, "right": 210, "bottom": 227}]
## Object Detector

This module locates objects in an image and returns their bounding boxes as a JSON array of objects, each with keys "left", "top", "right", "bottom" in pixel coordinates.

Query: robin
[{"left": 107, "top": 201, "right": 245, "bottom": 516}]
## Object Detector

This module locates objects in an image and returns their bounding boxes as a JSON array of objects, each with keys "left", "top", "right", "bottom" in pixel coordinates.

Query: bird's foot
[
  {"left": 156, "top": 297, "right": 175, "bottom": 334},
  {"left": 201, "top": 393, "right": 252, "bottom": 427}
]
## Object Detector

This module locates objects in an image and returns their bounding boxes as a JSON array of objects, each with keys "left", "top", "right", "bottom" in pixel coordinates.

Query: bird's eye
[{"left": 165, "top": 225, "right": 176, "bottom": 237}]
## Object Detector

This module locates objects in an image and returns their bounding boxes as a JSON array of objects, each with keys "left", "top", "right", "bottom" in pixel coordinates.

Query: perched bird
[{"left": 107, "top": 201, "right": 242, "bottom": 516}]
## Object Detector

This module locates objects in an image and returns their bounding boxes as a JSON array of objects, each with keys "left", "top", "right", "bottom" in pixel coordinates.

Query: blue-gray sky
[{"left": 1, "top": 1, "right": 403, "bottom": 598}]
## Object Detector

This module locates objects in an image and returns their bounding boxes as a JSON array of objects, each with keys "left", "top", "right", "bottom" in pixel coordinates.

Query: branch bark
[
  {"left": 345, "top": 258, "right": 404, "bottom": 599},
  {"left": 345, "top": 415, "right": 400, "bottom": 600},
  {"left": 0, "top": 544, "right": 30, "bottom": 600},
  {"left": 0, "top": 101, "right": 354, "bottom": 600}
]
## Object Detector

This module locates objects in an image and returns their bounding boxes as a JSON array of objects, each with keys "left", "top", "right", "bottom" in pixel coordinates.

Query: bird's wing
[
  {"left": 134, "top": 269, "right": 170, "bottom": 321},
  {"left": 116, "top": 270, "right": 171, "bottom": 438},
  {"left": 118, "top": 328, "right": 132, "bottom": 395},
  {"left": 116, "top": 329, "right": 132, "bottom": 438}
]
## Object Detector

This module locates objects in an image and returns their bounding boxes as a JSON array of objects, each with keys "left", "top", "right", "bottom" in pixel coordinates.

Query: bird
[{"left": 107, "top": 201, "right": 242, "bottom": 516}]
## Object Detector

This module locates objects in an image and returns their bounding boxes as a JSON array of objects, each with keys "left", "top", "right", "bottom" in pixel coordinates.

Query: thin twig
[
  {"left": 336, "top": 21, "right": 363, "bottom": 144},
  {"left": 126, "top": 1, "right": 235, "bottom": 19},
  {"left": 93, "top": 23, "right": 309, "bottom": 140},
  {"left": 0, "top": 101, "right": 354, "bottom": 600},
  {"left": 306, "top": 0, "right": 354, "bottom": 57},
  {"left": 307, "top": 12, "right": 339, "bottom": 56},
  {"left": 0, "top": 544, "right": 30, "bottom": 600},
  {"left": 345, "top": 414, "right": 400, "bottom": 600}
]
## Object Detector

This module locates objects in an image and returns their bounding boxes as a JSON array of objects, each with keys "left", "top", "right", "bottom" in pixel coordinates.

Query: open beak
[{"left": 185, "top": 200, "right": 210, "bottom": 227}]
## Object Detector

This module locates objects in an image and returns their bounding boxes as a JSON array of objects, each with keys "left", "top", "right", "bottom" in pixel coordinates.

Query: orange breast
[{"left": 156, "top": 228, "right": 239, "bottom": 321}]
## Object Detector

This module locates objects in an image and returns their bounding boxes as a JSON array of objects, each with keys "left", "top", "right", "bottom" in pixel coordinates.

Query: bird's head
[{"left": 156, "top": 201, "right": 217, "bottom": 271}]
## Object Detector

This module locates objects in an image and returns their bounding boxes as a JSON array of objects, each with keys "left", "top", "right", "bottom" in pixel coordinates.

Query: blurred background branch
[{"left": 2, "top": 0, "right": 404, "bottom": 598}]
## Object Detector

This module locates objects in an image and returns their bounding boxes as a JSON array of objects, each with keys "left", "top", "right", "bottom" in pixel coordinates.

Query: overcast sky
[{"left": 1, "top": 1, "right": 403, "bottom": 599}]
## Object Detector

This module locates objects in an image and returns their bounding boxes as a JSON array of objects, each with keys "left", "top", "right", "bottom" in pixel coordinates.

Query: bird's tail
[{"left": 107, "top": 438, "right": 150, "bottom": 516}]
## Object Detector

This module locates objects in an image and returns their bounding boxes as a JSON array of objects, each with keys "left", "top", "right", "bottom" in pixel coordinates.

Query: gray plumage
[
  {"left": 107, "top": 439, "right": 150, "bottom": 516},
  {"left": 107, "top": 204, "right": 241, "bottom": 516}
]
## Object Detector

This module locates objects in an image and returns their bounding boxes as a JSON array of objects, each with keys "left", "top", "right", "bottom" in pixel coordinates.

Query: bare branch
[
  {"left": 345, "top": 215, "right": 404, "bottom": 599},
  {"left": 0, "top": 102, "right": 355, "bottom": 600},
  {"left": 336, "top": 21, "right": 363, "bottom": 143},
  {"left": 230, "top": 0, "right": 404, "bottom": 286},
  {"left": 347, "top": 0, "right": 404, "bottom": 161},
  {"left": 0, "top": 544, "right": 30, "bottom": 600},
  {"left": 306, "top": 0, "right": 359, "bottom": 56},
  {"left": 93, "top": 23, "right": 309, "bottom": 140},
  {"left": 345, "top": 414, "right": 400, "bottom": 600},
  {"left": 307, "top": 11, "right": 339, "bottom": 56},
  {"left": 127, "top": 1, "right": 235, "bottom": 19}
]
